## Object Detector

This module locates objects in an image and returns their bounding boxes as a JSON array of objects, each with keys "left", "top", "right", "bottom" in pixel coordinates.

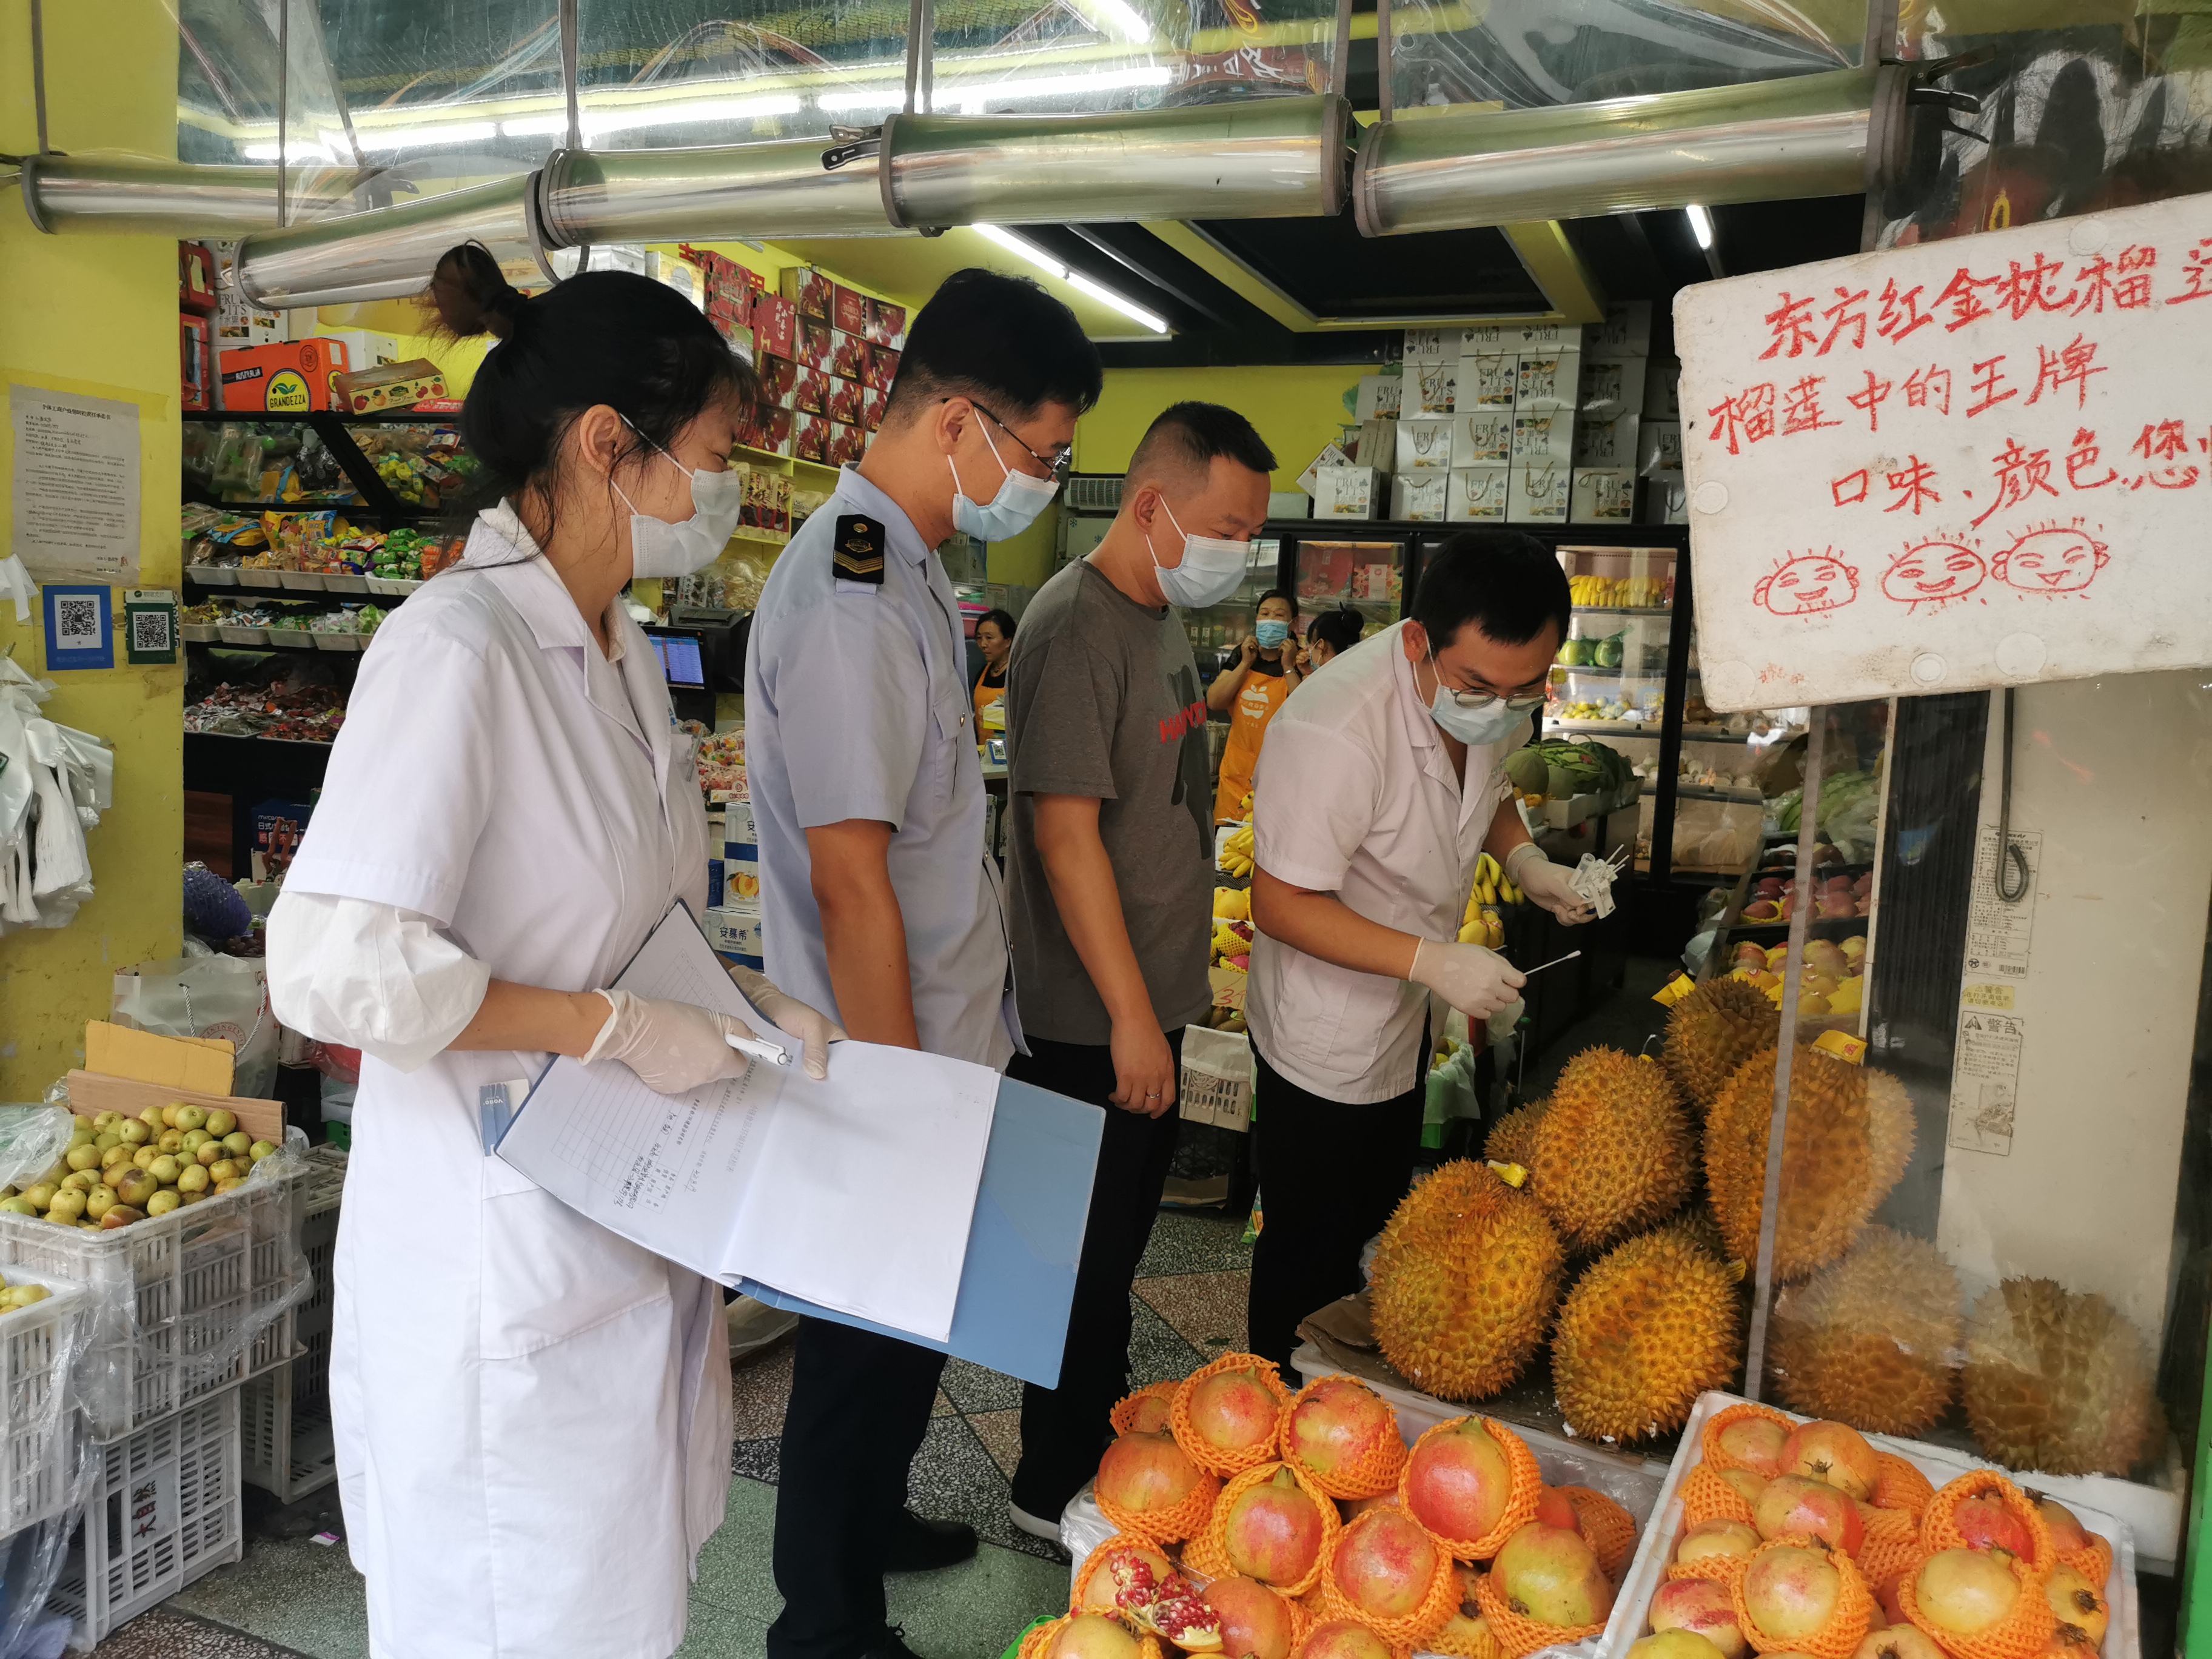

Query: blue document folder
[{"left": 736, "top": 1076, "right": 1102, "bottom": 1388}]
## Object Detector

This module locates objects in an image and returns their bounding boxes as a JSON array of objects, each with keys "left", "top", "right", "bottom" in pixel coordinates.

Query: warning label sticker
[{"left": 1948, "top": 1000, "right": 2024, "bottom": 1156}]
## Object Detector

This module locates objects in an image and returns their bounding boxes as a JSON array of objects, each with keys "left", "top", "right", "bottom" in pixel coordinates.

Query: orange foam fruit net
[
  {"left": 1729, "top": 1534, "right": 1875, "bottom": 1659},
  {"left": 1393, "top": 1415, "right": 1543, "bottom": 1561},
  {"left": 1170, "top": 1352, "right": 1295, "bottom": 1480}
]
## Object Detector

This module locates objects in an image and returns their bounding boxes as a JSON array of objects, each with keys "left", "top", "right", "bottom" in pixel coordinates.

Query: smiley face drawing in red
[
  {"left": 1753, "top": 549, "right": 1861, "bottom": 616},
  {"left": 1992, "top": 525, "right": 2110, "bottom": 595},
  {"left": 1881, "top": 540, "right": 1986, "bottom": 612}
]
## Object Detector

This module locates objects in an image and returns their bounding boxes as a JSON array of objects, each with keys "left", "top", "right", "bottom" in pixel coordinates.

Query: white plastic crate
[
  {"left": 47, "top": 1389, "right": 243, "bottom": 1647},
  {"left": 0, "top": 1265, "right": 91, "bottom": 1536},
  {"left": 1606, "top": 1390, "right": 2142, "bottom": 1659},
  {"left": 240, "top": 1356, "right": 335, "bottom": 1505},
  {"left": 0, "top": 1178, "right": 299, "bottom": 1441},
  {"left": 1178, "top": 1025, "right": 1253, "bottom": 1132},
  {"left": 241, "top": 1145, "right": 345, "bottom": 1505}
]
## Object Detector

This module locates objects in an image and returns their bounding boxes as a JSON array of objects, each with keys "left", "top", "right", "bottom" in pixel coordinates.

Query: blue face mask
[
  {"left": 948, "top": 421, "right": 1060, "bottom": 542},
  {"left": 1255, "top": 619, "right": 1290, "bottom": 649}
]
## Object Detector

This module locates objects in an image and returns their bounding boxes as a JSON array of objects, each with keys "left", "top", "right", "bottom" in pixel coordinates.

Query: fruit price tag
[{"left": 1811, "top": 1030, "right": 1866, "bottom": 1065}]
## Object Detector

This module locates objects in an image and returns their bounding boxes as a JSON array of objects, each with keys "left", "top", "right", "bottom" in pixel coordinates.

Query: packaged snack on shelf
[
  {"left": 830, "top": 329, "right": 865, "bottom": 382},
  {"left": 830, "top": 284, "right": 867, "bottom": 335},
  {"left": 793, "top": 414, "right": 833, "bottom": 464},
  {"left": 750, "top": 292, "right": 796, "bottom": 360},
  {"left": 825, "top": 375, "right": 862, "bottom": 427},
  {"left": 862, "top": 385, "right": 886, "bottom": 432},
  {"left": 865, "top": 297, "right": 907, "bottom": 348},
  {"left": 792, "top": 369, "right": 828, "bottom": 417},
  {"left": 332, "top": 358, "right": 447, "bottom": 416},
  {"left": 218, "top": 340, "right": 351, "bottom": 413},
  {"left": 756, "top": 353, "right": 797, "bottom": 408},
  {"left": 797, "top": 315, "right": 834, "bottom": 372},
  {"left": 780, "top": 265, "right": 833, "bottom": 320}
]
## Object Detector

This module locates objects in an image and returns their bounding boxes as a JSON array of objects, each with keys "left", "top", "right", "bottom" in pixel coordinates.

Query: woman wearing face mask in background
[
  {"left": 263, "top": 243, "right": 843, "bottom": 1659},
  {"left": 1207, "top": 588, "right": 1302, "bottom": 823},
  {"left": 1302, "top": 605, "right": 1366, "bottom": 673}
]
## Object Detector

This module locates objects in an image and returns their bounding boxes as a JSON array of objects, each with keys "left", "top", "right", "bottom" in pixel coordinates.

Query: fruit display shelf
[{"left": 1607, "top": 1390, "right": 2153, "bottom": 1659}]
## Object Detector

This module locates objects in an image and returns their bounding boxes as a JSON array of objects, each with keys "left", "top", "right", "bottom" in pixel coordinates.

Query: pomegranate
[
  {"left": 1296, "top": 1621, "right": 1394, "bottom": 1659},
  {"left": 1852, "top": 1627, "right": 1945, "bottom": 1659},
  {"left": 1222, "top": 1468, "right": 1326, "bottom": 1586},
  {"left": 1626, "top": 1636, "right": 1731, "bottom": 1659},
  {"left": 1126, "top": 1393, "right": 1175, "bottom": 1435},
  {"left": 1283, "top": 1379, "right": 1395, "bottom": 1480},
  {"left": 1098, "top": 1433, "right": 1207, "bottom": 1517},
  {"left": 2044, "top": 1563, "right": 2109, "bottom": 1644},
  {"left": 1873, "top": 1572, "right": 1909, "bottom": 1627},
  {"left": 1107, "top": 1552, "right": 1224, "bottom": 1652},
  {"left": 1915, "top": 1548, "right": 2019, "bottom": 1636},
  {"left": 1533, "top": 1486, "right": 1580, "bottom": 1530},
  {"left": 1403, "top": 1418, "right": 1514, "bottom": 1543},
  {"left": 1781, "top": 1422, "right": 1880, "bottom": 1501},
  {"left": 1755, "top": 1474, "right": 1865, "bottom": 1554},
  {"left": 1330, "top": 1508, "right": 1441, "bottom": 1621},
  {"left": 1079, "top": 1542, "right": 1178, "bottom": 1614},
  {"left": 1051, "top": 1615, "right": 1144, "bottom": 1659},
  {"left": 1340, "top": 1493, "right": 1397, "bottom": 1521},
  {"left": 1719, "top": 1469, "right": 1770, "bottom": 1509},
  {"left": 1953, "top": 1492, "right": 2035, "bottom": 1561},
  {"left": 2033, "top": 1496, "right": 2091, "bottom": 1557},
  {"left": 1650, "top": 1577, "right": 1749, "bottom": 1659},
  {"left": 1201, "top": 1577, "right": 1296, "bottom": 1659},
  {"left": 1188, "top": 1369, "right": 1284, "bottom": 1457},
  {"left": 1490, "top": 1521, "right": 1615, "bottom": 1627},
  {"left": 1675, "top": 1520, "right": 1761, "bottom": 1568},
  {"left": 1432, "top": 1566, "right": 1489, "bottom": 1650},
  {"left": 1744, "top": 1544, "right": 1844, "bottom": 1643},
  {"left": 1717, "top": 1416, "right": 1789, "bottom": 1478}
]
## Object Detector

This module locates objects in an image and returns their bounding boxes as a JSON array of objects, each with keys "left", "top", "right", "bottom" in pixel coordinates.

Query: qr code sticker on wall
[
  {"left": 131, "top": 608, "right": 172, "bottom": 653},
  {"left": 53, "top": 597, "right": 101, "bottom": 649}
]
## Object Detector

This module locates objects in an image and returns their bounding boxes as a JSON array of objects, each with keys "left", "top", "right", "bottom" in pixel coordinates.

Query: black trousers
[
  {"left": 1005, "top": 1030, "right": 1184, "bottom": 1521},
  {"left": 1245, "top": 1037, "right": 1427, "bottom": 1378},
  {"left": 766, "top": 1316, "right": 947, "bottom": 1659}
]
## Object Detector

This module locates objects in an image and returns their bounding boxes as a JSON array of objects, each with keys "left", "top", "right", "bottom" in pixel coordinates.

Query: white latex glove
[
  {"left": 1410, "top": 939, "right": 1527, "bottom": 1021},
  {"left": 729, "top": 963, "right": 847, "bottom": 1081},
  {"left": 583, "top": 989, "right": 753, "bottom": 1094},
  {"left": 1506, "top": 844, "right": 1595, "bottom": 925}
]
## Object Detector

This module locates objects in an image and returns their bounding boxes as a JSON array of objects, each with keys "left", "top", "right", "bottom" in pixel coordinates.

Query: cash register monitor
[{"left": 642, "top": 625, "right": 716, "bottom": 724}]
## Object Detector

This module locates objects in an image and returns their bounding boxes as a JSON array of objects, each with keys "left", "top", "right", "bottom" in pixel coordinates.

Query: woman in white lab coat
[{"left": 266, "top": 245, "right": 841, "bottom": 1659}]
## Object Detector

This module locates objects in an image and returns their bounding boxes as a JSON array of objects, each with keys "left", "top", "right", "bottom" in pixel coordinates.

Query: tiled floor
[{"left": 85, "top": 1210, "right": 1256, "bottom": 1659}]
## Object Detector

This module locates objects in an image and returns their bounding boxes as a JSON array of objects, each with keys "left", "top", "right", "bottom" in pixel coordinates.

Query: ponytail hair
[
  {"left": 1308, "top": 605, "right": 1366, "bottom": 654},
  {"left": 422, "top": 243, "right": 759, "bottom": 541}
]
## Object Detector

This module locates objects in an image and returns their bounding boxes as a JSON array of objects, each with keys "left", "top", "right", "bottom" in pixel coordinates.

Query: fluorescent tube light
[
  {"left": 1686, "top": 203, "right": 1715, "bottom": 249},
  {"left": 974, "top": 225, "right": 1168, "bottom": 335},
  {"left": 1066, "top": 270, "right": 1168, "bottom": 333},
  {"left": 974, "top": 223, "right": 1066, "bottom": 279}
]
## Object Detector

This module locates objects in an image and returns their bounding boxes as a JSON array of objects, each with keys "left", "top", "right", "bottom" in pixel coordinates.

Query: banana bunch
[
  {"left": 1566, "top": 573, "right": 1670, "bottom": 609},
  {"left": 1219, "top": 825, "right": 1255, "bottom": 877},
  {"left": 1465, "top": 851, "right": 1523, "bottom": 916}
]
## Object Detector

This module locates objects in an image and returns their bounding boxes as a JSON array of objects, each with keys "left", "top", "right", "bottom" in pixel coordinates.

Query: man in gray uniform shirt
[
  {"left": 746, "top": 269, "right": 1102, "bottom": 1659},
  {"left": 999, "top": 402, "right": 1276, "bottom": 1536}
]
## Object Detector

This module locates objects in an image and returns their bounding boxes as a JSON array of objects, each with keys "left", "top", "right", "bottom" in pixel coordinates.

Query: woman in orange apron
[
  {"left": 971, "top": 607, "right": 1015, "bottom": 736},
  {"left": 1208, "top": 589, "right": 1301, "bottom": 822}
]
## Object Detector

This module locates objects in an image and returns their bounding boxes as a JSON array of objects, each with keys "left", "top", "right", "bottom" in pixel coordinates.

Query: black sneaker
[
  {"left": 882, "top": 1510, "right": 978, "bottom": 1573},
  {"left": 860, "top": 1624, "right": 924, "bottom": 1659}
]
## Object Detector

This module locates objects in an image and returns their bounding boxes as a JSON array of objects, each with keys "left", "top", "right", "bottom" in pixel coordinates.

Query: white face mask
[
  {"left": 1421, "top": 650, "right": 1540, "bottom": 746},
  {"left": 615, "top": 424, "right": 746, "bottom": 580},
  {"left": 1147, "top": 497, "right": 1252, "bottom": 609},
  {"left": 948, "top": 420, "right": 1061, "bottom": 542}
]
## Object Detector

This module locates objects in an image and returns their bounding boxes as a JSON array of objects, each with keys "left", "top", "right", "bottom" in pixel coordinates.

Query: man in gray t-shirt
[{"left": 999, "top": 401, "right": 1277, "bottom": 1535}]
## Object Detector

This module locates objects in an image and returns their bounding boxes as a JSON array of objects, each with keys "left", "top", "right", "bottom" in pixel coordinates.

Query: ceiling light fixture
[
  {"left": 1087, "top": 0, "right": 1156, "bottom": 44},
  {"left": 974, "top": 224, "right": 1168, "bottom": 334},
  {"left": 950, "top": 65, "right": 1174, "bottom": 113},
  {"left": 1685, "top": 203, "right": 1715, "bottom": 249}
]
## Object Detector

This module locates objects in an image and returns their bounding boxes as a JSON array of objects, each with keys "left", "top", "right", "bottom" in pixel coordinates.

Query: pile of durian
[{"left": 1367, "top": 979, "right": 2164, "bottom": 1480}]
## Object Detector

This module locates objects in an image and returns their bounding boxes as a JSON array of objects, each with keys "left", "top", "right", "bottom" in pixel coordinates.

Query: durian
[
  {"left": 1552, "top": 1219, "right": 1741, "bottom": 1444},
  {"left": 1663, "top": 979, "right": 1780, "bottom": 1114},
  {"left": 1527, "top": 1048, "right": 1692, "bottom": 1254},
  {"left": 1484, "top": 1100, "right": 1547, "bottom": 1170},
  {"left": 1703, "top": 1045, "right": 1914, "bottom": 1281},
  {"left": 1369, "top": 1161, "right": 1564, "bottom": 1401},
  {"left": 1768, "top": 1226, "right": 1960, "bottom": 1436},
  {"left": 1962, "top": 1278, "right": 2165, "bottom": 1477}
]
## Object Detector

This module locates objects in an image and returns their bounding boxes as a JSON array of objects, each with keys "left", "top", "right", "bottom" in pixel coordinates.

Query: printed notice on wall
[
  {"left": 1676, "top": 188, "right": 2212, "bottom": 709},
  {"left": 1963, "top": 826, "right": 2040, "bottom": 979},
  {"left": 10, "top": 384, "right": 140, "bottom": 585},
  {"left": 1949, "top": 1001, "right": 2025, "bottom": 1156}
]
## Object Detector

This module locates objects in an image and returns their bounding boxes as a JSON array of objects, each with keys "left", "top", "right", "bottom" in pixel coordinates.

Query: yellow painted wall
[
  {"left": 0, "top": 0, "right": 184, "bottom": 1096},
  {"left": 1075, "top": 365, "right": 1367, "bottom": 492}
]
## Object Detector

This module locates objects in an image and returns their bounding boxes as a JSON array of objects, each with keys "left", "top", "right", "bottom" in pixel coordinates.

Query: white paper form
[{"left": 497, "top": 903, "right": 997, "bottom": 1342}]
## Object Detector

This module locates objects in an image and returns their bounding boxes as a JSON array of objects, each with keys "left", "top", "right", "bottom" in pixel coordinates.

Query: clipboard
[{"left": 734, "top": 1076, "right": 1103, "bottom": 1389}]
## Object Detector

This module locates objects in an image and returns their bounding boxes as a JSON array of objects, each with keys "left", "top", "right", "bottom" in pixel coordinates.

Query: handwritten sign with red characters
[{"left": 1676, "top": 189, "right": 2212, "bottom": 709}]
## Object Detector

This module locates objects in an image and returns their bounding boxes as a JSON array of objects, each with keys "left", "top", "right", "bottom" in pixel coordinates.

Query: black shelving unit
[{"left": 183, "top": 409, "right": 459, "bottom": 531}]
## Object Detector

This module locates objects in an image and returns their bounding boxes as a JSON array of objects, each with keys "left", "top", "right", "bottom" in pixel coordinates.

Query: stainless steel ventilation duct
[
  {"left": 879, "top": 94, "right": 1351, "bottom": 229},
  {"left": 235, "top": 174, "right": 543, "bottom": 310},
  {"left": 1355, "top": 65, "right": 1906, "bottom": 237},
  {"left": 15, "top": 154, "right": 355, "bottom": 238},
  {"left": 539, "top": 138, "right": 900, "bottom": 246}
]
